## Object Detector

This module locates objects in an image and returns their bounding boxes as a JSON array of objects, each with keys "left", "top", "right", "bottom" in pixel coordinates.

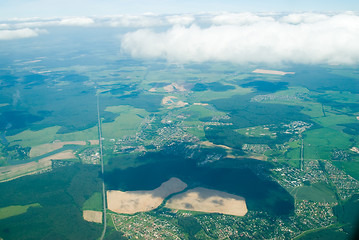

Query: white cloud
[
  {"left": 2, "top": 17, "right": 95, "bottom": 29},
  {"left": 212, "top": 12, "right": 275, "bottom": 25},
  {"left": 0, "top": 24, "right": 10, "bottom": 29},
  {"left": 0, "top": 17, "right": 95, "bottom": 40},
  {"left": 2, "top": 12, "right": 359, "bottom": 64},
  {"left": 5, "top": 15, "right": 165, "bottom": 29},
  {"left": 103, "top": 14, "right": 165, "bottom": 28},
  {"left": 0, "top": 28, "right": 41, "bottom": 40},
  {"left": 121, "top": 13, "right": 359, "bottom": 65},
  {"left": 10, "top": 20, "right": 58, "bottom": 29},
  {"left": 166, "top": 14, "right": 195, "bottom": 26},
  {"left": 279, "top": 13, "right": 330, "bottom": 24},
  {"left": 59, "top": 17, "right": 95, "bottom": 26}
]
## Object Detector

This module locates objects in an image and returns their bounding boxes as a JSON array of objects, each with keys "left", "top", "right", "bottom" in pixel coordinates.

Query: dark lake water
[{"left": 104, "top": 149, "right": 294, "bottom": 216}]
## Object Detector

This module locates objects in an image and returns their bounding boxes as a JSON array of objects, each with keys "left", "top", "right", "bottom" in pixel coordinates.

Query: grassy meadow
[{"left": 0, "top": 203, "right": 41, "bottom": 220}]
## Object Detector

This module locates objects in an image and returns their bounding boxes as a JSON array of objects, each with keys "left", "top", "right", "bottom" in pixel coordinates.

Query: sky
[
  {"left": 0, "top": 0, "right": 359, "bottom": 20},
  {"left": 1, "top": 1, "right": 359, "bottom": 65}
]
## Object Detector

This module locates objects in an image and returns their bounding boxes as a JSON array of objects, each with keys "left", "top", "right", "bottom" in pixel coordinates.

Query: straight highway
[{"left": 97, "top": 94, "right": 107, "bottom": 240}]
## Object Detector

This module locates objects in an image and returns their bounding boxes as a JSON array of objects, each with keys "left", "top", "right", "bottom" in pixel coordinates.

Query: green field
[
  {"left": 83, "top": 192, "right": 103, "bottom": 211},
  {"left": 285, "top": 148, "right": 301, "bottom": 161},
  {"left": 287, "top": 159, "right": 301, "bottom": 169},
  {"left": 102, "top": 105, "right": 149, "bottom": 139},
  {"left": 7, "top": 126, "right": 61, "bottom": 147},
  {"left": 332, "top": 161, "right": 359, "bottom": 181},
  {"left": 301, "top": 102, "right": 325, "bottom": 118},
  {"left": 0, "top": 203, "right": 41, "bottom": 220},
  {"left": 303, "top": 146, "right": 331, "bottom": 160},
  {"left": 185, "top": 105, "right": 226, "bottom": 119},
  {"left": 304, "top": 128, "right": 351, "bottom": 149},
  {"left": 57, "top": 126, "right": 99, "bottom": 142},
  {"left": 6, "top": 106, "right": 149, "bottom": 146},
  {"left": 303, "top": 127, "right": 352, "bottom": 160},
  {"left": 190, "top": 86, "right": 251, "bottom": 102},
  {"left": 7, "top": 125, "right": 99, "bottom": 147},
  {"left": 313, "top": 113, "right": 357, "bottom": 128},
  {"left": 317, "top": 90, "right": 359, "bottom": 105},
  {"left": 104, "top": 105, "right": 148, "bottom": 115},
  {"left": 236, "top": 126, "right": 275, "bottom": 138},
  {"left": 291, "top": 182, "right": 337, "bottom": 203}
]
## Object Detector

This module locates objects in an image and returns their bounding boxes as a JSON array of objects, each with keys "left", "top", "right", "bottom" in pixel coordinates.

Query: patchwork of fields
[{"left": 1, "top": 54, "right": 358, "bottom": 239}]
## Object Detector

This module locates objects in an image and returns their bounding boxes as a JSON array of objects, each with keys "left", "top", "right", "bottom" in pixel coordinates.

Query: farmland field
[
  {"left": 0, "top": 17, "right": 358, "bottom": 240},
  {"left": 0, "top": 203, "right": 41, "bottom": 220}
]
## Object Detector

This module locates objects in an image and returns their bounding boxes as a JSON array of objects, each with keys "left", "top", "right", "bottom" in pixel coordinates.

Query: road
[
  {"left": 300, "top": 138, "right": 304, "bottom": 171},
  {"left": 97, "top": 94, "right": 107, "bottom": 240}
]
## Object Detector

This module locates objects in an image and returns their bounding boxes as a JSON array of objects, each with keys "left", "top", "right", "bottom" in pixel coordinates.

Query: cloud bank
[
  {"left": 2, "top": 12, "right": 359, "bottom": 65},
  {"left": 0, "top": 28, "right": 41, "bottom": 40},
  {"left": 121, "top": 12, "right": 359, "bottom": 65},
  {"left": 0, "top": 17, "right": 94, "bottom": 40}
]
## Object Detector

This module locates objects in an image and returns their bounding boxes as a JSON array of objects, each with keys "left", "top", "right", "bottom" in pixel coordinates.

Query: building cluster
[
  {"left": 111, "top": 213, "right": 185, "bottom": 239},
  {"left": 324, "top": 161, "right": 359, "bottom": 200},
  {"left": 78, "top": 148, "right": 100, "bottom": 164},
  {"left": 250, "top": 92, "right": 307, "bottom": 103},
  {"left": 282, "top": 121, "right": 312, "bottom": 135},
  {"left": 111, "top": 113, "right": 200, "bottom": 154},
  {"left": 294, "top": 200, "right": 336, "bottom": 229},
  {"left": 242, "top": 144, "right": 270, "bottom": 154}
]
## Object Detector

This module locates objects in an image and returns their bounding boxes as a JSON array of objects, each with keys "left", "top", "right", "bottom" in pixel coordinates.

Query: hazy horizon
[{"left": 1, "top": 0, "right": 359, "bottom": 20}]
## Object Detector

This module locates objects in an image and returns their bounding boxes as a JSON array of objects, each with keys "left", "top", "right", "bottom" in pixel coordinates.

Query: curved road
[{"left": 97, "top": 94, "right": 107, "bottom": 240}]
